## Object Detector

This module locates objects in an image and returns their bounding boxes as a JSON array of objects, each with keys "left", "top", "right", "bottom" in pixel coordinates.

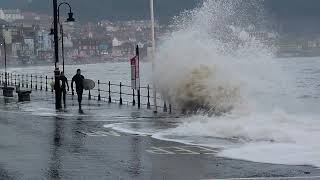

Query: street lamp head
[{"left": 67, "top": 12, "right": 75, "bottom": 22}]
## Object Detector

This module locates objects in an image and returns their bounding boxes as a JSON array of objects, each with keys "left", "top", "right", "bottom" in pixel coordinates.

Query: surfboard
[
  {"left": 50, "top": 81, "right": 55, "bottom": 89},
  {"left": 83, "top": 79, "right": 95, "bottom": 90}
]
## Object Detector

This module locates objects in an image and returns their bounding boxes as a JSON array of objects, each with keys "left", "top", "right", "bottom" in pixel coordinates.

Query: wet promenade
[{"left": 0, "top": 90, "right": 319, "bottom": 180}]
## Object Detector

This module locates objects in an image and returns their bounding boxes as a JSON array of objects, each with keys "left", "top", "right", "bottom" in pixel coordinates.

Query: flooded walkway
[{"left": 0, "top": 91, "right": 319, "bottom": 180}]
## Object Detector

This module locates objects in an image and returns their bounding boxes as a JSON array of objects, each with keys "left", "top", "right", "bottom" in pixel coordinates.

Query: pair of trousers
[{"left": 77, "top": 91, "right": 83, "bottom": 108}]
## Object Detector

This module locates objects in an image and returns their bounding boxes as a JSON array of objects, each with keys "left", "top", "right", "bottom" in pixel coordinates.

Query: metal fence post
[
  {"left": 119, "top": 82, "right": 123, "bottom": 105},
  {"left": 40, "top": 76, "right": 43, "bottom": 91},
  {"left": 51, "top": 77, "right": 54, "bottom": 93},
  {"left": 138, "top": 89, "right": 141, "bottom": 109},
  {"left": 26, "top": 74, "right": 29, "bottom": 88},
  {"left": 35, "top": 75, "right": 38, "bottom": 90},
  {"left": 10, "top": 73, "right": 13, "bottom": 86},
  {"left": 22, "top": 74, "right": 24, "bottom": 87},
  {"left": 164, "top": 101, "right": 168, "bottom": 112},
  {"left": 14, "top": 74, "right": 16, "bottom": 86},
  {"left": 7, "top": 73, "right": 9, "bottom": 85},
  {"left": 169, "top": 104, "right": 172, "bottom": 114},
  {"left": 31, "top": 74, "right": 33, "bottom": 89},
  {"left": 88, "top": 89, "right": 91, "bottom": 100},
  {"left": 98, "top": 80, "right": 101, "bottom": 101},
  {"left": 18, "top": 74, "right": 20, "bottom": 87},
  {"left": 147, "top": 85, "right": 151, "bottom": 109},
  {"left": 132, "top": 89, "right": 136, "bottom": 106},
  {"left": 108, "top": 81, "right": 111, "bottom": 103},
  {"left": 46, "top": 76, "right": 48, "bottom": 91}
]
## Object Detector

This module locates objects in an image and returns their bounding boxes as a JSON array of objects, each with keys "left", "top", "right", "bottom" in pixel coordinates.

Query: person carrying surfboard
[
  {"left": 71, "top": 69, "right": 84, "bottom": 112},
  {"left": 60, "top": 72, "right": 69, "bottom": 108}
]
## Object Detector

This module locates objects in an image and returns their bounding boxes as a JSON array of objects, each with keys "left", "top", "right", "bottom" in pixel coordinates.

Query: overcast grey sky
[
  {"left": 1, "top": 0, "right": 320, "bottom": 33},
  {"left": 0, "top": 0, "right": 320, "bottom": 22}
]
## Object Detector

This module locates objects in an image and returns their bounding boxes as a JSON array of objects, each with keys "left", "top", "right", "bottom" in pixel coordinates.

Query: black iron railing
[{"left": 0, "top": 72, "right": 173, "bottom": 113}]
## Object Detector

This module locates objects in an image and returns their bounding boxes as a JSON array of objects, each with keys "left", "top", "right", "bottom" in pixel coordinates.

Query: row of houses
[
  {"left": 0, "top": 8, "right": 166, "bottom": 63},
  {"left": 0, "top": 21, "right": 149, "bottom": 63}
]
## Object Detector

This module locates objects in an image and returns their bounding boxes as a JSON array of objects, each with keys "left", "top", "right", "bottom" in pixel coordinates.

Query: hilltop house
[{"left": 0, "top": 9, "right": 24, "bottom": 22}]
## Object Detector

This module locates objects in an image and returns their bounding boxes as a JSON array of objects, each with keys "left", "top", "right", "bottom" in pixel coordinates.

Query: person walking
[
  {"left": 60, "top": 72, "right": 69, "bottom": 108},
  {"left": 71, "top": 69, "right": 84, "bottom": 112},
  {"left": 54, "top": 69, "right": 62, "bottom": 110}
]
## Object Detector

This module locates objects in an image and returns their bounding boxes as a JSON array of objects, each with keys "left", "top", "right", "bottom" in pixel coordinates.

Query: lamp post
[
  {"left": 1, "top": 27, "right": 14, "bottom": 97},
  {"left": 52, "top": 0, "right": 75, "bottom": 109},
  {"left": 0, "top": 39, "right": 7, "bottom": 87},
  {"left": 150, "top": 0, "right": 158, "bottom": 113},
  {"left": 2, "top": 39, "right": 7, "bottom": 87},
  {"left": 58, "top": 2, "right": 75, "bottom": 73}
]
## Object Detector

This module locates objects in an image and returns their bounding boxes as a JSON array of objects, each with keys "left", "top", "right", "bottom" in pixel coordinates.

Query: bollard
[
  {"left": 35, "top": 75, "right": 37, "bottom": 90},
  {"left": 147, "top": 85, "right": 151, "bottom": 109},
  {"left": 14, "top": 74, "right": 16, "bottom": 86},
  {"left": 31, "top": 74, "right": 33, "bottom": 89},
  {"left": 40, "top": 76, "right": 43, "bottom": 91},
  {"left": 51, "top": 77, "right": 54, "bottom": 93},
  {"left": 169, "top": 104, "right": 172, "bottom": 114},
  {"left": 45, "top": 76, "right": 48, "bottom": 91},
  {"left": 108, "top": 81, "right": 111, "bottom": 103},
  {"left": 164, "top": 101, "right": 168, "bottom": 112},
  {"left": 119, "top": 82, "right": 123, "bottom": 105},
  {"left": 132, "top": 89, "right": 136, "bottom": 106},
  {"left": 98, "top": 80, "right": 101, "bottom": 101}
]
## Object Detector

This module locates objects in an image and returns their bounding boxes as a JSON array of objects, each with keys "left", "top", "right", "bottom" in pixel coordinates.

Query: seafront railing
[{"left": 0, "top": 72, "right": 172, "bottom": 113}]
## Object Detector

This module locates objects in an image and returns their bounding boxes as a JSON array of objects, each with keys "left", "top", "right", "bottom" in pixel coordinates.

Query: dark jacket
[{"left": 71, "top": 74, "right": 84, "bottom": 93}]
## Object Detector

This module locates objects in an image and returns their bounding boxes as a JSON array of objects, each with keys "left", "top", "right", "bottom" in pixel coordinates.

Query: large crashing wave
[
  {"left": 153, "top": 0, "right": 278, "bottom": 114},
  {"left": 101, "top": 0, "right": 320, "bottom": 168}
]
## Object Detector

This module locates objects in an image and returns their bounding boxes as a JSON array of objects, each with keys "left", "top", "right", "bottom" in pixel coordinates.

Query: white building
[
  {"left": 37, "top": 30, "right": 52, "bottom": 51},
  {"left": 23, "top": 38, "right": 35, "bottom": 56},
  {"left": 12, "top": 43, "right": 22, "bottom": 57},
  {"left": 0, "top": 9, "right": 24, "bottom": 22},
  {"left": 112, "top": 37, "right": 122, "bottom": 47}
]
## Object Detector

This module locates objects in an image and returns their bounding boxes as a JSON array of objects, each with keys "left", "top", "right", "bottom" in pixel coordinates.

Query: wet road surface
[{"left": 0, "top": 91, "right": 319, "bottom": 180}]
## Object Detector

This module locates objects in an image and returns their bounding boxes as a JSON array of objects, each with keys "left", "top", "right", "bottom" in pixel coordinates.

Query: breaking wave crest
[
  {"left": 145, "top": 0, "right": 320, "bottom": 168},
  {"left": 154, "top": 0, "right": 278, "bottom": 114}
]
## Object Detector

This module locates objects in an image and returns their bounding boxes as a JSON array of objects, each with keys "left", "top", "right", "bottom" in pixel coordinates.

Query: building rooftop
[
  {"left": 0, "top": 9, "right": 21, "bottom": 14},
  {"left": 0, "top": 19, "right": 9, "bottom": 26}
]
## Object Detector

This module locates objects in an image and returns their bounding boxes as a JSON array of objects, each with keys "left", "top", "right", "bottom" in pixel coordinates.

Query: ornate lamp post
[
  {"left": 1, "top": 39, "right": 7, "bottom": 87},
  {"left": 52, "top": 0, "right": 75, "bottom": 109},
  {"left": 1, "top": 26, "right": 14, "bottom": 97},
  {"left": 58, "top": 2, "right": 75, "bottom": 73}
]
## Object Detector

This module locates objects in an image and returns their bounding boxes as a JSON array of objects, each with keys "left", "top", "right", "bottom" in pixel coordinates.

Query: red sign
[{"left": 130, "top": 56, "right": 139, "bottom": 89}]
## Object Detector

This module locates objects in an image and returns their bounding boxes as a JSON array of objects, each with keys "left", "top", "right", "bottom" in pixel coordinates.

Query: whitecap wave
[{"left": 136, "top": 0, "right": 320, "bottom": 167}]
